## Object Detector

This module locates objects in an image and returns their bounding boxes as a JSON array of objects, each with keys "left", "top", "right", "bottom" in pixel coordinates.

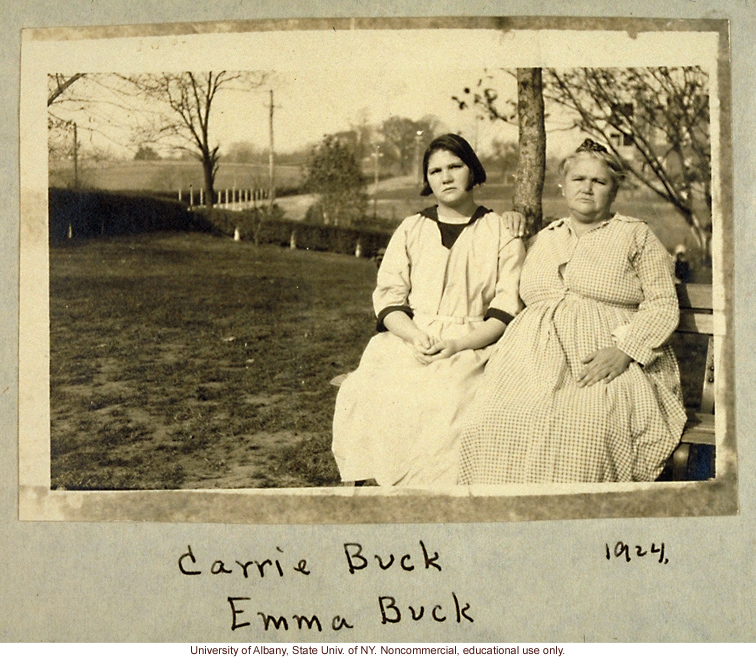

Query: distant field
[
  {"left": 49, "top": 160, "right": 710, "bottom": 275},
  {"left": 345, "top": 180, "right": 708, "bottom": 271},
  {"left": 372, "top": 181, "right": 701, "bottom": 253},
  {"left": 49, "top": 159, "right": 304, "bottom": 195}
]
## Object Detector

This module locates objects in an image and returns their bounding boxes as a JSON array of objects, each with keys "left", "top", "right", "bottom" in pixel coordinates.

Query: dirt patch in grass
[{"left": 50, "top": 232, "right": 375, "bottom": 490}]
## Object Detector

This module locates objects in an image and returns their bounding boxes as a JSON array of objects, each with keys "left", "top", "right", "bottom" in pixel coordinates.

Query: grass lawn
[
  {"left": 50, "top": 233, "right": 377, "bottom": 489},
  {"left": 50, "top": 230, "right": 709, "bottom": 490}
]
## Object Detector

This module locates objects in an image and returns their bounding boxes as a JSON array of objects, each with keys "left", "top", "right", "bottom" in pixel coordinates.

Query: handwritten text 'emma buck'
[{"left": 178, "top": 540, "right": 473, "bottom": 632}]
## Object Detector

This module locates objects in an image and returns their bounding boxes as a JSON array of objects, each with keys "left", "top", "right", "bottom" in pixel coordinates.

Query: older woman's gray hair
[{"left": 558, "top": 138, "right": 626, "bottom": 192}]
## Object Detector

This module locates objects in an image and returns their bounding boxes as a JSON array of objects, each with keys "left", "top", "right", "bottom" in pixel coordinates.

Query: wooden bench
[
  {"left": 331, "top": 282, "right": 717, "bottom": 483},
  {"left": 666, "top": 282, "right": 716, "bottom": 480}
]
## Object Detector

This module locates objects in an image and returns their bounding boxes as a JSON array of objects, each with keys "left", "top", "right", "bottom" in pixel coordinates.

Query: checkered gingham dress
[{"left": 458, "top": 215, "right": 687, "bottom": 483}]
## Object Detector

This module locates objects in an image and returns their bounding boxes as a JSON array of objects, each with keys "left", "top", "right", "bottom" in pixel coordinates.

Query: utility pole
[
  {"left": 414, "top": 130, "right": 424, "bottom": 187},
  {"left": 372, "top": 143, "right": 381, "bottom": 221},
  {"left": 268, "top": 89, "right": 275, "bottom": 213},
  {"left": 72, "top": 121, "right": 79, "bottom": 189}
]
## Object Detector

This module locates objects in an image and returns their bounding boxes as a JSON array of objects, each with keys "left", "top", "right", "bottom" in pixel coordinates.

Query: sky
[
  {"left": 49, "top": 67, "right": 536, "bottom": 161},
  {"left": 46, "top": 26, "right": 611, "bottom": 162},
  {"left": 45, "top": 26, "right": 716, "bottom": 164},
  {"left": 210, "top": 67, "right": 524, "bottom": 156}
]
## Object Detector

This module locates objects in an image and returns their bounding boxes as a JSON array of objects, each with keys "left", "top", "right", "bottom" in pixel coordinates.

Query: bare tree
[
  {"left": 47, "top": 73, "right": 87, "bottom": 106},
  {"left": 47, "top": 73, "right": 122, "bottom": 187},
  {"left": 456, "top": 66, "right": 712, "bottom": 255},
  {"left": 454, "top": 69, "right": 545, "bottom": 233},
  {"left": 379, "top": 116, "right": 438, "bottom": 176},
  {"left": 123, "top": 72, "right": 268, "bottom": 206},
  {"left": 512, "top": 69, "right": 546, "bottom": 234},
  {"left": 544, "top": 67, "right": 711, "bottom": 255},
  {"left": 47, "top": 73, "right": 144, "bottom": 168}
]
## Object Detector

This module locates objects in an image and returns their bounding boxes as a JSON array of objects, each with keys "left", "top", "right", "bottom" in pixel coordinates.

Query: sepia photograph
[
  {"left": 18, "top": 17, "right": 735, "bottom": 523},
  {"left": 6, "top": 1, "right": 756, "bottom": 644}
]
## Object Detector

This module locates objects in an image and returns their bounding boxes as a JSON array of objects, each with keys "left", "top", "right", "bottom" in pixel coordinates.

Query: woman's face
[
  {"left": 426, "top": 149, "right": 473, "bottom": 209},
  {"left": 562, "top": 155, "right": 617, "bottom": 224}
]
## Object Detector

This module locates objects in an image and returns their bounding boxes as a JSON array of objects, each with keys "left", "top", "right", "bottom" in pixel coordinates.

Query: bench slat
[
  {"left": 677, "top": 311, "right": 714, "bottom": 335},
  {"left": 670, "top": 284, "right": 714, "bottom": 480},
  {"left": 676, "top": 283, "right": 714, "bottom": 310},
  {"left": 682, "top": 411, "right": 716, "bottom": 446}
]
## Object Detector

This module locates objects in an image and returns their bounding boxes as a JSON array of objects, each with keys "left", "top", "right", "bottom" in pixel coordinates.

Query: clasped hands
[
  {"left": 409, "top": 333, "right": 460, "bottom": 365},
  {"left": 577, "top": 346, "right": 633, "bottom": 387}
]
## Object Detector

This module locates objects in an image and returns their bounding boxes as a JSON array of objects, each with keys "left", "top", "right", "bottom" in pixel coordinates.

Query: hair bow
[{"left": 576, "top": 138, "right": 609, "bottom": 154}]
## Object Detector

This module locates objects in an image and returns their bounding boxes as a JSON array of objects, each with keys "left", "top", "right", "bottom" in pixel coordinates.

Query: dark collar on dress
[{"left": 418, "top": 205, "right": 490, "bottom": 249}]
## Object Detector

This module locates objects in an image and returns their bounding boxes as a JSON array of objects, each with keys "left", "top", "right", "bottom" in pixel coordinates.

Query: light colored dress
[
  {"left": 332, "top": 206, "right": 526, "bottom": 487},
  {"left": 459, "top": 214, "right": 687, "bottom": 484}
]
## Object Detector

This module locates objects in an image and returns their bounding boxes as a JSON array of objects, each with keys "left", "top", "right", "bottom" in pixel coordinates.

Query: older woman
[{"left": 459, "top": 139, "right": 687, "bottom": 484}]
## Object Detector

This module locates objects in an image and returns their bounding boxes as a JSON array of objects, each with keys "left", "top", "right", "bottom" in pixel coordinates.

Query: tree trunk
[
  {"left": 512, "top": 68, "right": 546, "bottom": 235},
  {"left": 684, "top": 208, "right": 711, "bottom": 265},
  {"left": 202, "top": 157, "right": 215, "bottom": 207}
]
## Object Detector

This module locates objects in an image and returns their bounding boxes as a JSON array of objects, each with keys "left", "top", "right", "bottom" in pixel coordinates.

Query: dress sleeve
[
  {"left": 615, "top": 224, "right": 679, "bottom": 366},
  {"left": 372, "top": 219, "right": 414, "bottom": 331},
  {"left": 484, "top": 235, "right": 526, "bottom": 325}
]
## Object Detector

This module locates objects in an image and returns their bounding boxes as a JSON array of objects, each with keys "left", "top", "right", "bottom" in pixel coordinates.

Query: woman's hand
[
  {"left": 425, "top": 339, "right": 461, "bottom": 362},
  {"left": 409, "top": 333, "right": 438, "bottom": 365},
  {"left": 578, "top": 346, "right": 632, "bottom": 387},
  {"left": 501, "top": 211, "right": 527, "bottom": 238}
]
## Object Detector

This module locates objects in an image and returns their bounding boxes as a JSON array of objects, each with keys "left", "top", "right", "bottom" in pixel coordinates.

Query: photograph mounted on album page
[{"left": 18, "top": 15, "right": 735, "bottom": 524}]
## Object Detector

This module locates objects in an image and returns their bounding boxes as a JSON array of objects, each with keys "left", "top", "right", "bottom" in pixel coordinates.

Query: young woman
[{"left": 331, "top": 134, "right": 526, "bottom": 487}]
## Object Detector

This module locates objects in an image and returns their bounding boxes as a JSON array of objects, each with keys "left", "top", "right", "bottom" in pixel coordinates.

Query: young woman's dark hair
[{"left": 420, "top": 133, "right": 487, "bottom": 197}]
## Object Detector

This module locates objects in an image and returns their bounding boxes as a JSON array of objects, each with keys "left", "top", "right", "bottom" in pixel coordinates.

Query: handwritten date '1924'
[{"left": 605, "top": 541, "right": 668, "bottom": 564}]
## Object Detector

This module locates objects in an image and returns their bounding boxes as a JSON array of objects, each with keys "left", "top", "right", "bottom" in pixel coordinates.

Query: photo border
[{"left": 18, "top": 15, "right": 737, "bottom": 524}]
